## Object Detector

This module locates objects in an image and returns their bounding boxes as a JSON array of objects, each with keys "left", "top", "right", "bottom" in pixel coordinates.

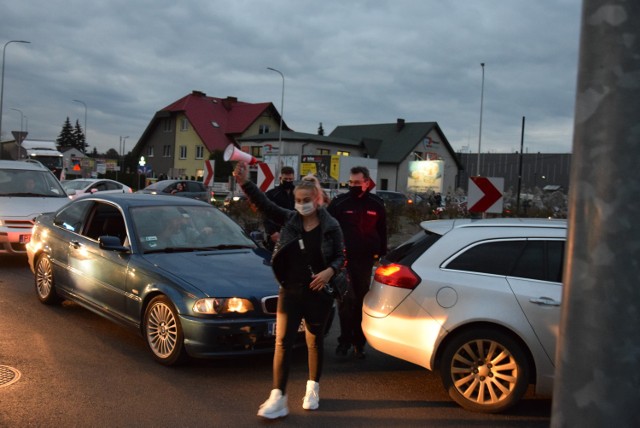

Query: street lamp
[
  {"left": 73, "top": 99, "right": 87, "bottom": 152},
  {"left": 476, "top": 62, "right": 485, "bottom": 176},
  {"left": 0, "top": 40, "right": 31, "bottom": 142},
  {"left": 267, "top": 67, "right": 284, "bottom": 173},
  {"left": 9, "top": 107, "right": 23, "bottom": 132},
  {"left": 117, "top": 135, "right": 129, "bottom": 181},
  {"left": 9, "top": 107, "right": 25, "bottom": 159}
]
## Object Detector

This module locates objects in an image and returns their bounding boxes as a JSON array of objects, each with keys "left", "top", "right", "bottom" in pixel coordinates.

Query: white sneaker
[
  {"left": 302, "top": 380, "right": 320, "bottom": 410},
  {"left": 257, "top": 389, "right": 289, "bottom": 419}
]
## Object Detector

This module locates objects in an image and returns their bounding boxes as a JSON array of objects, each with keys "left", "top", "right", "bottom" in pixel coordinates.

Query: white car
[
  {"left": 0, "top": 160, "right": 70, "bottom": 255},
  {"left": 62, "top": 178, "right": 133, "bottom": 199},
  {"left": 362, "top": 218, "right": 565, "bottom": 413}
]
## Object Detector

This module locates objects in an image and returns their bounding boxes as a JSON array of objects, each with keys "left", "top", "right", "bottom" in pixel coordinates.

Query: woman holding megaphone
[{"left": 233, "top": 161, "right": 345, "bottom": 419}]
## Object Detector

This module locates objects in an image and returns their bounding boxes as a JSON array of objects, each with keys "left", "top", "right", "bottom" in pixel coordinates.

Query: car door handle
[
  {"left": 529, "top": 296, "right": 561, "bottom": 306},
  {"left": 69, "top": 240, "right": 81, "bottom": 249}
]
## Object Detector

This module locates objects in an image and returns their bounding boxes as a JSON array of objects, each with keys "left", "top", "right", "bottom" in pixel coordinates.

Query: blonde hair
[{"left": 296, "top": 174, "right": 328, "bottom": 206}]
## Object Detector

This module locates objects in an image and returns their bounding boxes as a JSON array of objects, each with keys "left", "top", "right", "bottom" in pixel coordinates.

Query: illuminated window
[
  {"left": 251, "top": 146, "right": 262, "bottom": 157},
  {"left": 317, "top": 148, "right": 330, "bottom": 155},
  {"left": 337, "top": 151, "right": 350, "bottom": 156}
]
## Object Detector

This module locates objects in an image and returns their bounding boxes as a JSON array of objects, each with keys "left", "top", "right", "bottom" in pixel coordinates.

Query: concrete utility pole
[{"left": 551, "top": 1, "right": 640, "bottom": 426}]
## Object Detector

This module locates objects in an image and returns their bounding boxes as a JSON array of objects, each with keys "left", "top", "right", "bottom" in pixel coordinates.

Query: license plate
[
  {"left": 19, "top": 234, "right": 31, "bottom": 244},
  {"left": 267, "top": 320, "right": 306, "bottom": 336}
]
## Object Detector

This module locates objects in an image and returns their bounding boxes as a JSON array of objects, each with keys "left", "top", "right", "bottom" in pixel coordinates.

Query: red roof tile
[{"left": 161, "top": 92, "right": 274, "bottom": 152}]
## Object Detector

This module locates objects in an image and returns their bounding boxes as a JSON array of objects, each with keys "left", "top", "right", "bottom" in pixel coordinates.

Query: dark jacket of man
[
  {"left": 327, "top": 191, "right": 387, "bottom": 261},
  {"left": 263, "top": 184, "right": 295, "bottom": 249}
]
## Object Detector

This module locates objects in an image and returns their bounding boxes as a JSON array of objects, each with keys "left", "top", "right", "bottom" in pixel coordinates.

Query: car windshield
[
  {"left": 131, "top": 205, "right": 256, "bottom": 253},
  {"left": 62, "top": 180, "right": 93, "bottom": 191},
  {"left": 0, "top": 169, "right": 67, "bottom": 197}
]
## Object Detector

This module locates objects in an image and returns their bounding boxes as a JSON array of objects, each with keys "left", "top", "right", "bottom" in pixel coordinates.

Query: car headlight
[{"left": 193, "top": 298, "right": 254, "bottom": 314}]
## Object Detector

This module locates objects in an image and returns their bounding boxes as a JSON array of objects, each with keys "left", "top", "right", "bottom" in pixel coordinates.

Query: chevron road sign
[{"left": 468, "top": 176, "right": 504, "bottom": 213}]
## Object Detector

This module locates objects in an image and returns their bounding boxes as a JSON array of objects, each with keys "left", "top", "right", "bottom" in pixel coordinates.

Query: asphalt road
[{"left": 0, "top": 256, "right": 551, "bottom": 427}]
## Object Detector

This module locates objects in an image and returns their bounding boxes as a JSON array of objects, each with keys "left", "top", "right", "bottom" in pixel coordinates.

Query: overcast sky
[{"left": 1, "top": 0, "right": 582, "bottom": 155}]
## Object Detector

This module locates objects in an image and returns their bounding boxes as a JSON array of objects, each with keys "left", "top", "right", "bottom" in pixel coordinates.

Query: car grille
[{"left": 261, "top": 295, "right": 278, "bottom": 314}]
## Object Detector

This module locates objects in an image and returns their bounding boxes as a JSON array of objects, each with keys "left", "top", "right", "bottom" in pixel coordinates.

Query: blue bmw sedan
[{"left": 26, "top": 193, "right": 284, "bottom": 365}]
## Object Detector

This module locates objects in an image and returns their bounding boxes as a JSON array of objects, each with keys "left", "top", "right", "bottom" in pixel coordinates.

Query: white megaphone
[{"left": 223, "top": 144, "right": 258, "bottom": 165}]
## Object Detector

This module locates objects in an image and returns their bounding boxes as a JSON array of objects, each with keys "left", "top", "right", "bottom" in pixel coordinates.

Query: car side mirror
[
  {"left": 99, "top": 235, "right": 129, "bottom": 252},
  {"left": 66, "top": 189, "right": 77, "bottom": 196},
  {"left": 249, "top": 230, "right": 264, "bottom": 242}
]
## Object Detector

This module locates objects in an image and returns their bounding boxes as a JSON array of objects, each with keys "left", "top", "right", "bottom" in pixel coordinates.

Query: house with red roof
[{"left": 133, "top": 90, "right": 288, "bottom": 179}]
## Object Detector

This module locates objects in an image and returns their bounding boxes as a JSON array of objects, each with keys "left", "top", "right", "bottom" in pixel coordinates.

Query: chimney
[
  {"left": 396, "top": 118, "right": 405, "bottom": 131},
  {"left": 191, "top": 90, "right": 206, "bottom": 97},
  {"left": 222, "top": 96, "right": 238, "bottom": 110}
]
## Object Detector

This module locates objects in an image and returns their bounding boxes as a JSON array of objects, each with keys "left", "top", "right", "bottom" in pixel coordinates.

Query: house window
[
  {"left": 162, "top": 118, "right": 172, "bottom": 132},
  {"left": 163, "top": 145, "right": 171, "bottom": 157},
  {"left": 259, "top": 124, "right": 270, "bottom": 134},
  {"left": 179, "top": 146, "right": 187, "bottom": 159},
  {"left": 195, "top": 145, "right": 204, "bottom": 159},
  {"left": 251, "top": 146, "right": 262, "bottom": 158},
  {"left": 337, "top": 151, "right": 350, "bottom": 156},
  {"left": 147, "top": 146, "right": 154, "bottom": 157},
  {"left": 317, "top": 148, "right": 330, "bottom": 155},
  {"left": 180, "top": 118, "right": 189, "bottom": 131}
]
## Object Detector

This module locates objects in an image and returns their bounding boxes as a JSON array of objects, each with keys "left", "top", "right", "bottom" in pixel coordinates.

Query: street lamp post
[
  {"left": 476, "top": 62, "right": 485, "bottom": 176},
  {"left": 267, "top": 67, "right": 284, "bottom": 173},
  {"left": 0, "top": 40, "right": 30, "bottom": 142},
  {"left": 9, "top": 107, "right": 24, "bottom": 159},
  {"left": 9, "top": 107, "right": 23, "bottom": 132},
  {"left": 73, "top": 99, "right": 87, "bottom": 152},
  {"left": 117, "top": 135, "right": 129, "bottom": 181}
]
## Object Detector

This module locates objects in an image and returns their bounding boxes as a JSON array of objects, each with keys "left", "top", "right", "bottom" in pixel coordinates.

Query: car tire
[
  {"left": 439, "top": 328, "right": 530, "bottom": 413},
  {"left": 143, "top": 295, "right": 186, "bottom": 366},
  {"left": 35, "top": 254, "right": 61, "bottom": 305}
]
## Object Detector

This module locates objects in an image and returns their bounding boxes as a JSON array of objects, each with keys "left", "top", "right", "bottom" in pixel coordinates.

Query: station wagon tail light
[
  {"left": 193, "top": 297, "right": 254, "bottom": 314},
  {"left": 374, "top": 263, "right": 420, "bottom": 289}
]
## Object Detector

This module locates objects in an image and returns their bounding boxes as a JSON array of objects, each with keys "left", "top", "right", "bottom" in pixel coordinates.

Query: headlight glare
[{"left": 193, "top": 297, "right": 254, "bottom": 314}]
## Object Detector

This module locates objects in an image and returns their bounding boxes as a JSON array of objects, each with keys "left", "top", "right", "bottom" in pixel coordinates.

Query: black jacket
[
  {"left": 240, "top": 181, "right": 345, "bottom": 287},
  {"left": 263, "top": 185, "right": 295, "bottom": 236},
  {"left": 327, "top": 191, "right": 387, "bottom": 260}
]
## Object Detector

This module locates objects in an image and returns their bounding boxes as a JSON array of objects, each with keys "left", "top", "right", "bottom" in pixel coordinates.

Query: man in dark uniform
[
  {"left": 328, "top": 166, "right": 387, "bottom": 359},
  {"left": 263, "top": 166, "right": 295, "bottom": 250}
]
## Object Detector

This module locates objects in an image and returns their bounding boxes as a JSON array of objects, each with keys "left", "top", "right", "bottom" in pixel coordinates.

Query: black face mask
[
  {"left": 348, "top": 186, "right": 364, "bottom": 197},
  {"left": 281, "top": 181, "right": 294, "bottom": 190}
]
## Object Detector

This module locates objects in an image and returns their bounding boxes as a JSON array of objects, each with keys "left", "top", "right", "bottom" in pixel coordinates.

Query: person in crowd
[
  {"left": 171, "top": 182, "right": 185, "bottom": 194},
  {"left": 263, "top": 166, "right": 296, "bottom": 250},
  {"left": 233, "top": 161, "right": 345, "bottom": 419},
  {"left": 328, "top": 166, "right": 387, "bottom": 359}
]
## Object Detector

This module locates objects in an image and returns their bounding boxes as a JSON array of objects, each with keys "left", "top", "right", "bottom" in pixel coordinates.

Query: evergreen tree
[
  {"left": 317, "top": 122, "right": 324, "bottom": 136},
  {"left": 105, "top": 148, "right": 119, "bottom": 159},
  {"left": 56, "top": 117, "right": 75, "bottom": 148},
  {"left": 90, "top": 147, "right": 98, "bottom": 157},
  {"left": 73, "top": 119, "right": 87, "bottom": 153},
  {"left": 211, "top": 150, "right": 233, "bottom": 181}
]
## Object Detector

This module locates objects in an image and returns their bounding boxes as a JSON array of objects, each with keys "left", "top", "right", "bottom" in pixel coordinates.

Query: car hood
[
  {"left": 143, "top": 249, "right": 278, "bottom": 297},
  {"left": 0, "top": 197, "right": 68, "bottom": 219}
]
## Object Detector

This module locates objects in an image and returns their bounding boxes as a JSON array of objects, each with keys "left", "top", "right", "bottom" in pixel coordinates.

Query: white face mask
[{"left": 295, "top": 201, "right": 316, "bottom": 216}]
